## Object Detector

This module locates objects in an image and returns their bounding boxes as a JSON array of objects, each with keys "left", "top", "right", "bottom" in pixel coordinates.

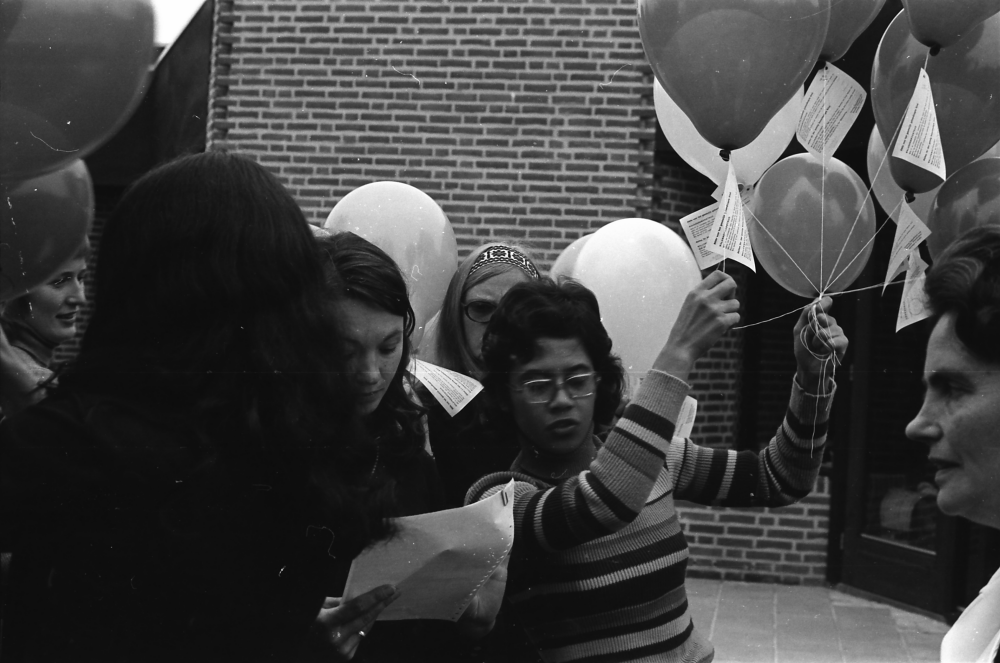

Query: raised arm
[
  {"left": 467, "top": 272, "right": 741, "bottom": 552},
  {"left": 669, "top": 296, "right": 847, "bottom": 507}
]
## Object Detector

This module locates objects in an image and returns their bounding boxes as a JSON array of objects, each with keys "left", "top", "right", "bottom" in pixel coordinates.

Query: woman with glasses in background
[
  {"left": 418, "top": 242, "right": 542, "bottom": 508},
  {"left": 467, "top": 273, "right": 847, "bottom": 663}
]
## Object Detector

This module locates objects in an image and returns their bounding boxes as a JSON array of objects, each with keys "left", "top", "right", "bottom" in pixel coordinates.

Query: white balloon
[
  {"left": 550, "top": 234, "right": 592, "bottom": 281},
  {"left": 654, "top": 80, "right": 803, "bottom": 187},
  {"left": 325, "top": 182, "right": 457, "bottom": 349},
  {"left": 571, "top": 219, "right": 701, "bottom": 380}
]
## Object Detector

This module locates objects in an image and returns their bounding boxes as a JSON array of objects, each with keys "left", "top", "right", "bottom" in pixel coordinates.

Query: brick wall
[
  {"left": 209, "top": 0, "right": 654, "bottom": 267},
  {"left": 679, "top": 477, "right": 831, "bottom": 585}
]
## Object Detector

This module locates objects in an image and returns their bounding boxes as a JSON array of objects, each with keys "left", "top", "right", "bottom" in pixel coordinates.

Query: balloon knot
[
  {"left": 904, "top": 191, "right": 916, "bottom": 203},
  {"left": 719, "top": 149, "right": 731, "bottom": 162},
  {"left": 929, "top": 45, "right": 941, "bottom": 56}
]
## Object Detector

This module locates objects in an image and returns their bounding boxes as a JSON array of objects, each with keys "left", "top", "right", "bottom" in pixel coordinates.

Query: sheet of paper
[
  {"left": 409, "top": 358, "right": 483, "bottom": 416},
  {"left": 707, "top": 163, "right": 756, "bottom": 272},
  {"left": 891, "top": 68, "right": 946, "bottom": 181},
  {"left": 675, "top": 396, "right": 698, "bottom": 440},
  {"left": 884, "top": 203, "right": 931, "bottom": 292},
  {"left": 680, "top": 204, "right": 726, "bottom": 270},
  {"left": 897, "top": 252, "right": 931, "bottom": 332},
  {"left": 796, "top": 62, "right": 866, "bottom": 159},
  {"left": 344, "top": 480, "right": 515, "bottom": 622}
]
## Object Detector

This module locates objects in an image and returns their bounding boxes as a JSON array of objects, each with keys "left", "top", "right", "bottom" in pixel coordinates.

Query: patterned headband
[{"left": 468, "top": 246, "right": 540, "bottom": 280}]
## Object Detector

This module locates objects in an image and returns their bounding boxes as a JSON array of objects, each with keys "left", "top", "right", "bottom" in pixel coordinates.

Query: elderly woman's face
[{"left": 906, "top": 313, "right": 1000, "bottom": 529}]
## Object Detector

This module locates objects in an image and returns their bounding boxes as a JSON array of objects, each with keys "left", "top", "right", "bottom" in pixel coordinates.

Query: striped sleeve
[
  {"left": 670, "top": 376, "right": 835, "bottom": 507},
  {"left": 466, "top": 370, "right": 689, "bottom": 553}
]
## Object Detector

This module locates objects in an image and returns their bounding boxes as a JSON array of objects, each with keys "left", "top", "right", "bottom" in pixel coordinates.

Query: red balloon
[
  {"left": 1, "top": 160, "right": 93, "bottom": 300},
  {"left": 0, "top": 0, "right": 155, "bottom": 178},
  {"left": 637, "top": 0, "right": 829, "bottom": 151},
  {"left": 822, "top": 0, "right": 887, "bottom": 62},
  {"left": 871, "top": 11, "right": 1000, "bottom": 194},
  {"left": 749, "top": 154, "right": 876, "bottom": 298},
  {"left": 902, "top": 0, "right": 1000, "bottom": 49},
  {"left": 926, "top": 158, "right": 1000, "bottom": 260}
]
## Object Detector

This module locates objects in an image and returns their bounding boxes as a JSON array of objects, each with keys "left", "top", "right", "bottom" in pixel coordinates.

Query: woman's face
[
  {"left": 461, "top": 268, "right": 531, "bottom": 359},
  {"left": 333, "top": 298, "right": 405, "bottom": 416},
  {"left": 906, "top": 313, "right": 1000, "bottom": 529},
  {"left": 14, "top": 255, "right": 89, "bottom": 346},
  {"left": 507, "top": 337, "right": 598, "bottom": 459}
]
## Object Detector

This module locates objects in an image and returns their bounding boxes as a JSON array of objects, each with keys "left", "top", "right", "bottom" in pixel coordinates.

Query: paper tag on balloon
[
  {"left": 797, "top": 62, "right": 866, "bottom": 159},
  {"left": 884, "top": 203, "right": 931, "bottom": 292},
  {"left": 891, "top": 68, "right": 946, "bottom": 181},
  {"left": 681, "top": 189, "right": 754, "bottom": 271},
  {"left": 897, "top": 252, "right": 931, "bottom": 332},
  {"left": 707, "top": 163, "right": 756, "bottom": 272},
  {"left": 680, "top": 205, "right": 726, "bottom": 270},
  {"left": 676, "top": 396, "right": 698, "bottom": 439},
  {"left": 408, "top": 359, "right": 483, "bottom": 417}
]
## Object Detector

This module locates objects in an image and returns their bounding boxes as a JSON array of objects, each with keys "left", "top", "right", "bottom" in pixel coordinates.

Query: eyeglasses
[
  {"left": 511, "top": 372, "right": 600, "bottom": 404},
  {"left": 463, "top": 299, "right": 498, "bottom": 324}
]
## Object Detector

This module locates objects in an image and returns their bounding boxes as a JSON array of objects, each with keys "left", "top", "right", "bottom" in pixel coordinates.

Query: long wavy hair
[
  {"left": 433, "top": 242, "right": 539, "bottom": 379},
  {"left": 61, "top": 151, "right": 393, "bottom": 559},
  {"left": 480, "top": 277, "right": 626, "bottom": 435},
  {"left": 925, "top": 225, "right": 1000, "bottom": 363},
  {"left": 318, "top": 231, "right": 425, "bottom": 463}
]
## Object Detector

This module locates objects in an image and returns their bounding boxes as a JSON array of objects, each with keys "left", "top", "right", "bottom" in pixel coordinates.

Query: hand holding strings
[{"left": 792, "top": 296, "right": 848, "bottom": 394}]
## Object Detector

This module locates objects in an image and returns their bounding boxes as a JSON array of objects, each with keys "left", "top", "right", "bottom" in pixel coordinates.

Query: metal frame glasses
[{"left": 511, "top": 372, "right": 600, "bottom": 404}]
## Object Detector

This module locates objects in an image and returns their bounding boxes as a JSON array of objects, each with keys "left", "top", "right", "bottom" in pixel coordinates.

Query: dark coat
[{"left": 1, "top": 389, "right": 346, "bottom": 662}]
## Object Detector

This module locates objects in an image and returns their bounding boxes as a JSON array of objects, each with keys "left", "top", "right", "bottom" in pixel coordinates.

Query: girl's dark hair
[
  {"left": 480, "top": 278, "right": 625, "bottom": 429},
  {"left": 925, "top": 225, "right": 1000, "bottom": 363},
  {"left": 61, "top": 151, "right": 392, "bottom": 558},
  {"left": 318, "top": 231, "right": 425, "bottom": 462}
]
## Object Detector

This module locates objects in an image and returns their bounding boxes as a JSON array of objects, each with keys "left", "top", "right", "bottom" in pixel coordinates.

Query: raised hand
[{"left": 653, "top": 270, "right": 740, "bottom": 382}]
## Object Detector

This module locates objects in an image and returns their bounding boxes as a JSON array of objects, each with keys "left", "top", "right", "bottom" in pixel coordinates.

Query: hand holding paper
[{"left": 343, "top": 480, "right": 515, "bottom": 622}]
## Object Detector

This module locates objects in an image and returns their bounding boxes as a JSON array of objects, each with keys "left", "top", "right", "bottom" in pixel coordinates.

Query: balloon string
[
  {"left": 825, "top": 200, "right": 902, "bottom": 289},
  {"left": 819, "top": 66, "right": 828, "bottom": 292},
  {"left": 825, "top": 108, "right": 908, "bottom": 286},
  {"left": 730, "top": 274, "right": 921, "bottom": 331},
  {"left": 742, "top": 204, "right": 822, "bottom": 295},
  {"left": 802, "top": 300, "right": 838, "bottom": 457}
]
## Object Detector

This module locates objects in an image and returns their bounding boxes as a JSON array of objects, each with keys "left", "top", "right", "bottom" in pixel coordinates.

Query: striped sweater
[{"left": 466, "top": 369, "right": 835, "bottom": 663}]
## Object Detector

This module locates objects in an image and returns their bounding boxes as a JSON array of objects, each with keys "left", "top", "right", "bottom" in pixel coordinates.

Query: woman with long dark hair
[
  {"left": 317, "top": 231, "right": 506, "bottom": 661},
  {"left": 1, "top": 152, "right": 396, "bottom": 662},
  {"left": 319, "top": 231, "right": 441, "bottom": 516}
]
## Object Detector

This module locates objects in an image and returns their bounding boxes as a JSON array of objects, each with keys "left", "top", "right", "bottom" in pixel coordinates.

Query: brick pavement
[{"left": 686, "top": 578, "right": 949, "bottom": 663}]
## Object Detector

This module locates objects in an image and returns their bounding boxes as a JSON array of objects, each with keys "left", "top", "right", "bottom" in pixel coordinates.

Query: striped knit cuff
[
  {"left": 634, "top": 369, "right": 690, "bottom": 427},
  {"left": 790, "top": 375, "right": 836, "bottom": 425}
]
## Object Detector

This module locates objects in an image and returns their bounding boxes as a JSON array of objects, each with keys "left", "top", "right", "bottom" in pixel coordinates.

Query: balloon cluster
[
  {"left": 631, "top": 0, "right": 1000, "bottom": 299},
  {"left": 0, "top": 0, "right": 155, "bottom": 300}
]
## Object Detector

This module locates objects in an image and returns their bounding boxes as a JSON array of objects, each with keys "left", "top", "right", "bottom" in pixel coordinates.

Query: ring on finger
[{"left": 359, "top": 630, "right": 366, "bottom": 638}]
